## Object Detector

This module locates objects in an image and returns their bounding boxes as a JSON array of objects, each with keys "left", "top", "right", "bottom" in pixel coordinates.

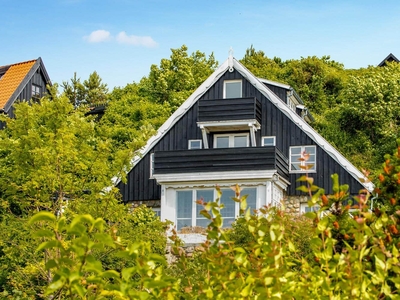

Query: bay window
[{"left": 176, "top": 187, "right": 257, "bottom": 230}]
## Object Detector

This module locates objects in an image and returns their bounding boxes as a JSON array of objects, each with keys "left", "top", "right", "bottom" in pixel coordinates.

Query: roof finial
[{"left": 228, "top": 47, "right": 234, "bottom": 72}]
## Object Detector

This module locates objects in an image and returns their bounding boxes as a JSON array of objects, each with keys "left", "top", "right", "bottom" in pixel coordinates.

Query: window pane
[
  {"left": 177, "top": 190, "right": 192, "bottom": 219},
  {"left": 177, "top": 191, "right": 193, "bottom": 230},
  {"left": 189, "top": 140, "right": 201, "bottom": 149},
  {"left": 305, "top": 146, "right": 316, "bottom": 154},
  {"left": 216, "top": 136, "right": 229, "bottom": 148},
  {"left": 220, "top": 188, "right": 235, "bottom": 228},
  {"left": 196, "top": 190, "right": 214, "bottom": 227},
  {"left": 177, "top": 219, "right": 192, "bottom": 230},
  {"left": 234, "top": 135, "right": 247, "bottom": 147},
  {"left": 242, "top": 188, "right": 257, "bottom": 213},
  {"left": 225, "top": 81, "right": 241, "bottom": 99},
  {"left": 291, "top": 162, "right": 302, "bottom": 170},
  {"left": 291, "top": 147, "right": 301, "bottom": 155}
]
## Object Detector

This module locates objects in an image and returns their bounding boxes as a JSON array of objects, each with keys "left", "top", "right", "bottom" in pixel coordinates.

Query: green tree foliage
[
  {"left": 62, "top": 71, "right": 108, "bottom": 107},
  {"left": 101, "top": 83, "right": 170, "bottom": 152},
  {"left": 240, "top": 46, "right": 347, "bottom": 114},
  {"left": 138, "top": 45, "right": 218, "bottom": 110},
  {"left": 240, "top": 45, "right": 285, "bottom": 82},
  {"left": 0, "top": 89, "right": 167, "bottom": 296},
  {"left": 337, "top": 63, "right": 400, "bottom": 169}
]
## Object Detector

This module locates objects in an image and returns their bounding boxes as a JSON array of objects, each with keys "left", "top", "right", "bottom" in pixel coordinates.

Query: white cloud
[
  {"left": 84, "top": 30, "right": 111, "bottom": 43},
  {"left": 116, "top": 31, "right": 157, "bottom": 47}
]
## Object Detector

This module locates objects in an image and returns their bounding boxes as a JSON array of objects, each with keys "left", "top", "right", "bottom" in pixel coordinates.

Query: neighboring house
[
  {"left": 0, "top": 57, "right": 51, "bottom": 122},
  {"left": 378, "top": 53, "right": 399, "bottom": 67},
  {"left": 117, "top": 54, "right": 373, "bottom": 230}
]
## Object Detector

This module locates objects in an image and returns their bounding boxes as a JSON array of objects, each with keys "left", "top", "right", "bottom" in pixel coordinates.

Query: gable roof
[
  {"left": 119, "top": 56, "right": 373, "bottom": 192},
  {"left": 0, "top": 57, "right": 51, "bottom": 111},
  {"left": 378, "top": 53, "right": 399, "bottom": 67}
]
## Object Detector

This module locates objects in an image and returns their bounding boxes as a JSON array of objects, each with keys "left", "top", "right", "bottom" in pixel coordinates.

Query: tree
[
  {"left": 62, "top": 71, "right": 108, "bottom": 107},
  {"left": 138, "top": 45, "right": 218, "bottom": 110},
  {"left": 101, "top": 83, "right": 170, "bottom": 153},
  {"left": 0, "top": 87, "right": 164, "bottom": 296}
]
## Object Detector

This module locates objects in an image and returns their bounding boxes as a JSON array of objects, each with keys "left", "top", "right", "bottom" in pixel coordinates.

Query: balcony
[
  {"left": 154, "top": 146, "right": 289, "bottom": 181},
  {"left": 198, "top": 97, "right": 262, "bottom": 124}
]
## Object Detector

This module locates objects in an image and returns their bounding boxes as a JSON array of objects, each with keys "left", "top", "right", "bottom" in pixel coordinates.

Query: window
[
  {"left": 262, "top": 136, "right": 276, "bottom": 146},
  {"left": 223, "top": 80, "right": 242, "bottom": 99},
  {"left": 214, "top": 133, "right": 249, "bottom": 148},
  {"left": 176, "top": 187, "right": 257, "bottom": 230},
  {"left": 300, "top": 203, "right": 320, "bottom": 214},
  {"left": 188, "top": 139, "right": 202, "bottom": 149},
  {"left": 149, "top": 153, "right": 154, "bottom": 178},
  {"left": 32, "top": 84, "right": 41, "bottom": 99},
  {"left": 290, "top": 145, "right": 316, "bottom": 173},
  {"left": 152, "top": 207, "right": 161, "bottom": 218}
]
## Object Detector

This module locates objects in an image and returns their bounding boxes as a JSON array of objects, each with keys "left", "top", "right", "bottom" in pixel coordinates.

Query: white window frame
[
  {"left": 176, "top": 187, "right": 258, "bottom": 230},
  {"left": 223, "top": 80, "right": 242, "bottom": 99},
  {"left": 32, "top": 84, "right": 41, "bottom": 98},
  {"left": 149, "top": 153, "right": 155, "bottom": 179},
  {"left": 262, "top": 136, "right": 276, "bottom": 146},
  {"left": 289, "top": 145, "right": 316, "bottom": 173},
  {"left": 188, "top": 139, "right": 202, "bottom": 150},
  {"left": 213, "top": 133, "right": 249, "bottom": 148}
]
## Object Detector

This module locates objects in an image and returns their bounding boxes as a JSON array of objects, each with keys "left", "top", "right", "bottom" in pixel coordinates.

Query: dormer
[
  {"left": 258, "top": 78, "right": 314, "bottom": 123},
  {"left": 197, "top": 78, "right": 261, "bottom": 148}
]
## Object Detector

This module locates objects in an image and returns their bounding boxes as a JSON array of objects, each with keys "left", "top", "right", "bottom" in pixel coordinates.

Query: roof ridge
[{"left": 0, "top": 58, "right": 38, "bottom": 69}]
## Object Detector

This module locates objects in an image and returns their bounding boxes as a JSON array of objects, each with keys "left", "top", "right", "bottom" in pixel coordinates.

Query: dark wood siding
[
  {"left": 263, "top": 83, "right": 288, "bottom": 103},
  {"left": 117, "top": 99, "right": 203, "bottom": 202},
  {"left": 154, "top": 146, "right": 289, "bottom": 181},
  {"left": 119, "top": 69, "right": 366, "bottom": 202}
]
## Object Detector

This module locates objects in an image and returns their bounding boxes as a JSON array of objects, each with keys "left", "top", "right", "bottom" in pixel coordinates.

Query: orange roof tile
[{"left": 0, "top": 60, "right": 36, "bottom": 109}]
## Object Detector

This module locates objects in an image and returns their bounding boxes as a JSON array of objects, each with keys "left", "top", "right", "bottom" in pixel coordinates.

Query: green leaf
[
  {"left": 101, "top": 270, "right": 120, "bottom": 279},
  {"left": 45, "top": 259, "right": 58, "bottom": 270},
  {"left": 46, "top": 278, "right": 65, "bottom": 293},
  {"left": 304, "top": 212, "right": 317, "bottom": 220},
  {"left": 37, "top": 240, "right": 61, "bottom": 252},
  {"left": 33, "top": 229, "right": 54, "bottom": 238},
  {"left": 240, "top": 197, "right": 247, "bottom": 212},
  {"left": 240, "top": 284, "right": 252, "bottom": 297},
  {"left": 29, "top": 211, "right": 56, "bottom": 225},
  {"left": 296, "top": 185, "right": 310, "bottom": 193},
  {"left": 73, "top": 283, "right": 86, "bottom": 297}
]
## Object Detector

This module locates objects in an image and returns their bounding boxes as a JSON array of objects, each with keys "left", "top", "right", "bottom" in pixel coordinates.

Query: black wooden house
[
  {"left": 0, "top": 57, "right": 51, "bottom": 120},
  {"left": 117, "top": 55, "right": 372, "bottom": 230}
]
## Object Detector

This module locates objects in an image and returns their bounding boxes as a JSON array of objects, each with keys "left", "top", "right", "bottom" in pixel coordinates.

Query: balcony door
[{"left": 214, "top": 133, "right": 249, "bottom": 148}]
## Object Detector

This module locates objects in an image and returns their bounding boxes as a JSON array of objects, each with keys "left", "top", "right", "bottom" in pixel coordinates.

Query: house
[
  {"left": 0, "top": 57, "right": 51, "bottom": 122},
  {"left": 378, "top": 53, "right": 399, "bottom": 67},
  {"left": 116, "top": 54, "right": 373, "bottom": 230}
]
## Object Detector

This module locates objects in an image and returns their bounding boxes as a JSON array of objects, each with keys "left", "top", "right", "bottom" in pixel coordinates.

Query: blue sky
[{"left": 1, "top": 0, "right": 399, "bottom": 89}]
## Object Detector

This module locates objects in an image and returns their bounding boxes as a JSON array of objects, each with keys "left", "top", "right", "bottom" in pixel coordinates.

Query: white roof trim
[
  {"left": 117, "top": 57, "right": 373, "bottom": 192},
  {"left": 258, "top": 77, "right": 291, "bottom": 90}
]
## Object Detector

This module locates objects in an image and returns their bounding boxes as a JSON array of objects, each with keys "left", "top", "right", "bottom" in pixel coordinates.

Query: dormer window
[{"left": 223, "top": 80, "right": 242, "bottom": 99}]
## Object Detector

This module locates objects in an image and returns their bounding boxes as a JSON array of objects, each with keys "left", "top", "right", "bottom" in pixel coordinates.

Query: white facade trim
[{"left": 153, "top": 170, "right": 288, "bottom": 185}]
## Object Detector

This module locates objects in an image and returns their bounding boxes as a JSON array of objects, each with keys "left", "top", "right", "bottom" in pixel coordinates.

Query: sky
[{"left": 1, "top": 0, "right": 400, "bottom": 90}]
